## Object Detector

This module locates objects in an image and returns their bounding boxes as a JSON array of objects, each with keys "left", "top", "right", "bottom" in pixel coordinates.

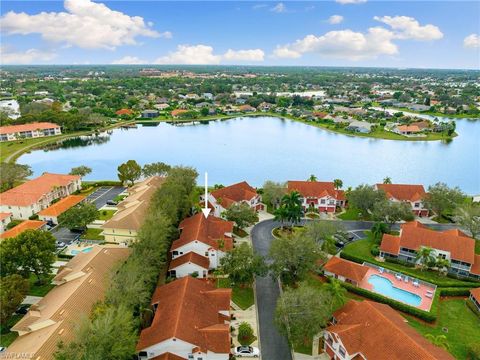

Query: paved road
[
  {"left": 250, "top": 218, "right": 465, "bottom": 359},
  {"left": 85, "top": 186, "right": 125, "bottom": 208}
]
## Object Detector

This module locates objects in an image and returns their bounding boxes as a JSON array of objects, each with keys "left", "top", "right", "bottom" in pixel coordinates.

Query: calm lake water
[{"left": 18, "top": 116, "right": 480, "bottom": 194}]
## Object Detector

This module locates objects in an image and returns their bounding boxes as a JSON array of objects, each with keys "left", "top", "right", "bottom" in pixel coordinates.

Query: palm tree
[
  {"left": 383, "top": 176, "right": 392, "bottom": 184},
  {"left": 416, "top": 247, "right": 437, "bottom": 271},
  {"left": 308, "top": 174, "right": 317, "bottom": 182},
  {"left": 435, "top": 258, "right": 450, "bottom": 274},
  {"left": 280, "top": 191, "right": 303, "bottom": 225},
  {"left": 274, "top": 206, "right": 288, "bottom": 229},
  {"left": 425, "top": 334, "right": 450, "bottom": 350},
  {"left": 333, "top": 179, "right": 343, "bottom": 189},
  {"left": 325, "top": 279, "right": 347, "bottom": 311},
  {"left": 371, "top": 222, "right": 389, "bottom": 244}
]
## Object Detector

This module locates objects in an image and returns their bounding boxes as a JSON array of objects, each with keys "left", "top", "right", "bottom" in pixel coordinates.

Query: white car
[{"left": 233, "top": 345, "right": 260, "bottom": 357}]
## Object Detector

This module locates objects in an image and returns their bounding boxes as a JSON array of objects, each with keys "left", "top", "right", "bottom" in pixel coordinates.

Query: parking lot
[{"left": 85, "top": 186, "right": 126, "bottom": 208}]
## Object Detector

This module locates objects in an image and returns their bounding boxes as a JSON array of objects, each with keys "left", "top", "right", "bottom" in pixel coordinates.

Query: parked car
[
  {"left": 106, "top": 200, "right": 118, "bottom": 206},
  {"left": 233, "top": 346, "right": 260, "bottom": 358},
  {"left": 0, "top": 346, "right": 6, "bottom": 352},
  {"left": 70, "top": 227, "right": 86, "bottom": 234},
  {"left": 15, "top": 304, "right": 30, "bottom": 315},
  {"left": 56, "top": 242, "right": 66, "bottom": 248}
]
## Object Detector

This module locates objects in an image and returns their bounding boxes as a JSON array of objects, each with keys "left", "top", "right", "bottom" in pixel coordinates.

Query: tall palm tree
[
  {"left": 416, "top": 247, "right": 436, "bottom": 271},
  {"left": 383, "top": 176, "right": 392, "bottom": 184},
  {"left": 325, "top": 279, "right": 347, "bottom": 311},
  {"left": 435, "top": 258, "right": 450, "bottom": 274},
  {"left": 280, "top": 191, "right": 303, "bottom": 225},
  {"left": 333, "top": 179, "right": 343, "bottom": 189},
  {"left": 274, "top": 206, "right": 288, "bottom": 229},
  {"left": 308, "top": 174, "right": 317, "bottom": 182},
  {"left": 425, "top": 334, "right": 450, "bottom": 350}
]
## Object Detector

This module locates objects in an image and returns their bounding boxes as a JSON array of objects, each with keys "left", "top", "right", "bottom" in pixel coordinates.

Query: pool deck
[{"left": 359, "top": 267, "right": 435, "bottom": 311}]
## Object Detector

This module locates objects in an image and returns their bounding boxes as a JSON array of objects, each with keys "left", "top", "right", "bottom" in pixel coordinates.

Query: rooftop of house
[
  {"left": 380, "top": 221, "right": 476, "bottom": 265},
  {"left": 0, "top": 212, "right": 12, "bottom": 221},
  {"left": 376, "top": 183, "right": 426, "bottom": 202},
  {"left": 396, "top": 125, "right": 422, "bottom": 133},
  {"left": 0, "top": 173, "right": 80, "bottom": 207},
  {"left": 5, "top": 245, "right": 131, "bottom": 359},
  {"left": 287, "top": 180, "right": 345, "bottom": 201},
  {"left": 328, "top": 300, "right": 454, "bottom": 360},
  {"left": 115, "top": 108, "right": 133, "bottom": 115},
  {"left": 171, "top": 213, "right": 234, "bottom": 251},
  {"left": 169, "top": 251, "right": 210, "bottom": 271},
  {"left": 0, "top": 220, "right": 46, "bottom": 239},
  {"left": 470, "top": 287, "right": 480, "bottom": 302},
  {"left": 210, "top": 181, "right": 258, "bottom": 208},
  {"left": 38, "top": 195, "right": 85, "bottom": 217},
  {"left": 0, "top": 122, "right": 60, "bottom": 135},
  {"left": 323, "top": 256, "right": 369, "bottom": 283},
  {"left": 136, "top": 276, "right": 231, "bottom": 354}
]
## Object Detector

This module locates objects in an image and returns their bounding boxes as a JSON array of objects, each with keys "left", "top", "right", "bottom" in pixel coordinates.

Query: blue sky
[{"left": 1, "top": 1, "right": 479, "bottom": 69}]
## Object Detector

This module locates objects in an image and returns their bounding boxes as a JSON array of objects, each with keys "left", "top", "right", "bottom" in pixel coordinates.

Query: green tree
[
  {"left": 333, "top": 179, "right": 343, "bottom": 189},
  {"left": 117, "top": 160, "right": 142, "bottom": 186},
  {"left": 224, "top": 203, "right": 259, "bottom": 230},
  {"left": 54, "top": 305, "right": 137, "bottom": 360},
  {"left": 424, "top": 182, "right": 465, "bottom": 217},
  {"left": 383, "top": 176, "right": 392, "bottom": 184},
  {"left": 454, "top": 204, "right": 480, "bottom": 240},
  {"left": 200, "top": 107, "right": 209, "bottom": 117},
  {"left": 262, "top": 180, "right": 286, "bottom": 209},
  {"left": 269, "top": 232, "right": 324, "bottom": 284},
  {"left": 58, "top": 202, "right": 98, "bottom": 230},
  {"left": 308, "top": 174, "right": 317, "bottom": 182},
  {"left": 0, "top": 230, "right": 56, "bottom": 281},
  {"left": 275, "top": 283, "right": 340, "bottom": 347},
  {"left": 277, "top": 191, "right": 303, "bottom": 225},
  {"left": 0, "top": 163, "right": 33, "bottom": 191},
  {"left": 142, "top": 162, "right": 171, "bottom": 177},
  {"left": 425, "top": 334, "right": 450, "bottom": 350},
  {"left": 372, "top": 200, "right": 414, "bottom": 229},
  {"left": 347, "top": 184, "right": 386, "bottom": 217},
  {"left": 304, "top": 220, "right": 343, "bottom": 244},
  {"left": 416, "top": 247, "right": 437, "bottom": 271},
  {"left": 371, "top": 222, "right": 389, "bottom": 244},
  {"left": 324, "top": 279, "right": 347, "bottom": 311},
  {"left": 220, "top": 243, "right": 267, "bottom": 286},
  {"left": 237, "top": 322, "right": 255, "bottom": 346},
  {"left": 69, "top": 165, "right": 92, "bottom": 177},
  {"left": 0, "top": 274, "right": 29, "bottom": 323}
]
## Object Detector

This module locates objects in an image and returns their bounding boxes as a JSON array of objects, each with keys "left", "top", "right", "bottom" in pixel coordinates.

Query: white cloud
[
  {"left": 252, "top": 4, "right": 268, "bottom": 10},
  {"left": 223, "top": 49, "right": 265, "bottom": 62},
  {"left": 159, "top": 31, "right": 173, "bottom": 39},
  {"left": 328, "top": 15, "right": 344, "bottom": 24},
  {"left": 0, "top": 0, "right": 160, "bottom": 50},
  {"left": 463, "top": 34, "right": 480, "bottom": 49},
  {"left": 374, "top": 16, "right": 443, "bottom": 41},
  {"left": 335, "top": 0, "right": 367, "bottom": 4},
  {"left": 0, "top": 46, "right": 56, "bottom": 64},
  {"left": 271, "top": 3, "right": 286, "bottom": 13},
  {"left": 154, "top": 45, "right": 266, "bottom": 64},
  {"left": 273, "top": 27, "right": 398, "bottom": 61},
  {"left": 112, "top": 56, "right": 146, "bottom": 64}
]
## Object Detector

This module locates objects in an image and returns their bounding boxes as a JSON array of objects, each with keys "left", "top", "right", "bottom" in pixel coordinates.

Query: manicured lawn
[
  {"left": 337, "top": 207, "right": 367, "bottom": 221},
  {"left": 272, "top": 226, "right": 304, "bottom": 238},
  {"left": 217, "top": 278, "right": 254, "bottom": 310},
  {"left": 405, "top": 298, "right": 480, "bottom": 359},
  {"left": 0, "top": 314, "right": 23, "bottom": 347},
  {"left": 29, "top": 274, "right": 55, "bottom": 297},
  {"left": 80, "top": 228, "right": 105, "bottom": 241},
  {"left": 341, "top": 237, "right": 478, "bottom": 287},
  {"left": 97, "top": 209, "right": 116, "bottom": 221}
]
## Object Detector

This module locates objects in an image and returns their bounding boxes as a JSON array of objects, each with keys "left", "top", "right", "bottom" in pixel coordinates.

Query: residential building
[
  {"left": 141, "top": 109, "right": 159, "bottom": 118},
  {"left": 101, "top": 176, "right": 164, "bottom": 245},
  {"left": 287, "top": 181, "right": 345, "bottom": 213},
  {"left": 115, "top": 108, "right": 133, "bottom": 116},
  {"left": 0, "top": 212, "right": 13, "bottom": 233},
  {"left": 323, "top": 300, "right": 454, "bottom": 360},
  {"left": 323, "top": 256, "right": 369, "bottom": 286},
  {"left": 393, "top": 124, "right": 422, "bottom": 135},
  {"left": 38, "top": 195, "right": 85, "bottom": 224},
  {"left": 238, "top": 104, "right": 256, "bottom": 112},
  {"left": 0, "top": 173, "right": 82, "bottom": 220},
  {"left": 137, "top": 276, "right": 231, "bottom": 360},
  {"left": 469, "top": 288, "right": 480, "bottom": 312},
  {"left": 0, "top": 122, "right": 61, "bottom": 142},
  {"left": 171, "top": 109, "right": 189, "bottom": 118},
  {"left": 5, "top": 245, "right": 131, "bottom": 360},
  {"left": 0, "top": 220, "right": 46, "bottom": 240},
  {"left": 206, "top": 181, "right": 264, "bottom": 217},
  {"left": 379, "top": 221, "right": 480, "bottom": 279},
  {"left": 345, "top": 120, "right": 373, "bottom": 133},
  {"left": 168, "top": 213, "right": 234, "bottom": 278},
  {"left": 375, "top": 183, "right": 429, "bottom": 216}
]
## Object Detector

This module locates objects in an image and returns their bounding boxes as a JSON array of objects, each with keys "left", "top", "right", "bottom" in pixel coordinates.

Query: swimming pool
[
  {"left": 367, "top": 274, "right": 422, "bottom": 307},
  {"left": 70, "top": 247, "right": 94, "bottom": 255}
]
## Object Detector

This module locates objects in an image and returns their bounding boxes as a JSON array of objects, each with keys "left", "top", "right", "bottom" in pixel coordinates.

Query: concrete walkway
[{"left": 22, "top": 296, "right": 42, "bottom": 305}]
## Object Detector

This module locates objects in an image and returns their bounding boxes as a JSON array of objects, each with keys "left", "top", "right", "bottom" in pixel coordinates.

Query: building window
[
  {"left": 320, "top": 199, "right": 325, "bottom": 204},
  {"left": 205, "top": 252, "right": 209, "bottom": 256},
  {"left": 172, "top": 251, "right": 178, "bottom": 256},
  {"left": 339, "top": 346, "right": 346, "bottom": 357},
  {"left": 414, "top": 202, "right": 420, "bottom": 208}
]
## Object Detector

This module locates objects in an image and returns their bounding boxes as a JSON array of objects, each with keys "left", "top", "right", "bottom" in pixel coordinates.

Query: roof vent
[{"left": 58, "top": 328, "right": 65, "bottom": 335}]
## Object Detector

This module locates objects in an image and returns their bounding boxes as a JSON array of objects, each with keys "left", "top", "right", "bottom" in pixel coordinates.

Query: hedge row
[
  {"left": 339, "top": 280, "right": 437, "bottom": 322},
  {"left": 82, "top": 180, "right": 123, "bottom": 187},
  {"left": 466, "top": 298, "right": 480, "bottom": 318},
  {"left": 438, "top": 287, "right": 473, "bottom": 297},
  {"left": 339, "top": 251, "right": 479, "bottom": 288}
]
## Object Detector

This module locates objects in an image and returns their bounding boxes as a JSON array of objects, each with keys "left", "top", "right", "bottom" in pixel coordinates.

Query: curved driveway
[{"left": 250, "top": 218, "right": 463, "bottom": 359}]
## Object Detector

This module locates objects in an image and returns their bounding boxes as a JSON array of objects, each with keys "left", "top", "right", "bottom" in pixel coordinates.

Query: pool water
[
  {"left": 71, "top": 247, "right": 94, "bottom": 255},
  {"left": 367, "top": 274, "right": 422, "bottom": 307}
]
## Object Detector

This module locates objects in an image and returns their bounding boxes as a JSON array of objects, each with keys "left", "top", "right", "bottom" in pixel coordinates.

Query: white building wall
[
  {"left": 172, "top": 262, "right": 208, "bottom": 278},
  {"left": 139, "top": 338, "right": 229, "bottom": 360},
  {"left": 173, "top": 242, "right": 210, "bottom": 259}
]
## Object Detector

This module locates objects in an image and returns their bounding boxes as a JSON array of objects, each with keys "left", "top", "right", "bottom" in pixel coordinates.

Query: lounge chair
[
  {"left": 413, "top": 281, "right": 419, "bottom": 287},
  {"left": 395, "top": 274, "right": 402, "bottom": 280},
  {"left": 379, "top": 267, "right": 384, "bottom": 274},
  {"left": 425, "top": 293, "right": 433, "bottom": 298}
]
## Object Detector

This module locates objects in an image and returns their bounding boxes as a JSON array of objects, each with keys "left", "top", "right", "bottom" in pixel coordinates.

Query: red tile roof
[
  {"left": 0, "top": 212, "right": 12, "bottom": 221},
  {"left": 397, "top": 125, "right": 422, "bottom": 133},
  {"left": 376, "top": 183, "right": 426, "bottom": 202},
  {"left": 115, "top": 108, "right": 133, "bottom": 115},
  {"left": 0, "top": 122, "right": 60, "bottom": 135},
  {"left": 38, "top": 195, "right": 85, "bottom": 217},
  {"left": 0, "top": 173, "right": 80, "bottom": 207},
  {"left": 171, "top": 213, "right": 234, "bottom": 251},
  {"left": 0, "top": 220, "right": 46, "bottom": 239},
  {"left": 328, "top": 300, "right": 454, "bottom": 360},
  {"left": 380, "top": 221, "right": 475, "bottom": 264},
  {"left": 470, "top": 255, "right": 480, "bottom": 276},
  {"left": 151, "top": 354, "right": 186, "bottom": 360},
  {"left": 136, "top": 277, "right": 231, "bottom": 353},
  {"left": 169, "top": 252, "right": 209, "bottom": 271},
  {"left": 470, "top": 288, "right": 480, "bottom": 302},
  {"left": 323, "top": 257, "right": 369, "bottom": 283},
  {"left": 171, "top": 109, "right": 188, "bottom": 117},
  {"left": 287, "top": 181, "right": 345, "bottom": 201},
  {"left": 210, "top": 181, "right": 258, "bottom": 208}
]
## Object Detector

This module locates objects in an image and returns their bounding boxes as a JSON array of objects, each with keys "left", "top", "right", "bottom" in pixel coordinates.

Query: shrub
[
  {"left": 370, "top": 245, "right": 379, "bottom": 257},
  {"left": 237, "top": 322, "right": 255, "bottom": 346},
  {"left": 190, "top": 271, "right": 199, "bottom": 278},
  {"left": 438, "top": 287, "right": 472, "bottom": 297},
  {"left": 29, "top": 214, "right": 39, "bottom": 220},
  {"left": 467, "top": 343, "right": 480, "bottom": 360}
]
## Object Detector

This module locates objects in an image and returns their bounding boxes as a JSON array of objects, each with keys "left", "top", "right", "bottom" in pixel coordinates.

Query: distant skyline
[{"left": 1, "top": 1, "right": 479, "bottom": 69}]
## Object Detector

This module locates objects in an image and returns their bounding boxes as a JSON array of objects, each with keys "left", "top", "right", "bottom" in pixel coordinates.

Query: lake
[{"left": 18, "top": 116, "right": 480, "bottom": 194}]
